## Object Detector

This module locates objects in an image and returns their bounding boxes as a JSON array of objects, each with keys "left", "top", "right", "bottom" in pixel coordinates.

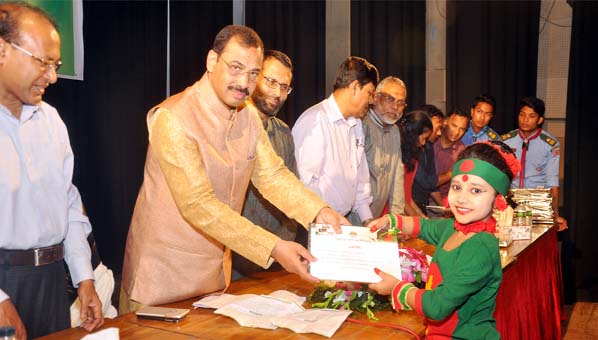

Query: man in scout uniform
[
  {"left": 502, "top": 96, "right": 567, "bottom": 230},
  {"left": 461, "top": 94, "right": 500, "bottom": 145}
]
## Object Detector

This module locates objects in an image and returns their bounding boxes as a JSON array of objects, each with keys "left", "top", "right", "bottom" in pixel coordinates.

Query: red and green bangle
[
  {"left": 387, "top": 214, "right": 422, "bottom": 238},
  {"left": 391, "top": 281, "right": 417, "bottom": 311},
  {"left": 388, "top": 213, "right": 403, "bottom": 236}
]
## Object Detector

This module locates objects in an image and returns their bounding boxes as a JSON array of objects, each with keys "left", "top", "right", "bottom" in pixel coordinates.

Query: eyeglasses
[
  {"left": 10, "top": 42, "right": 62, "bottom": 72},
  {"left": 262, "top": 76, "right": 292, "bottom": 95},
  {"left": 377, "top": 92, "right": 407, "bottom": 108},
  {"left": 218, "top": 55, "right": 260, "bottom": 81}
]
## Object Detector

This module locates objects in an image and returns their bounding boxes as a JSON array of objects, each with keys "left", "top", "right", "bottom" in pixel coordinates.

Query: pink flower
[{"left": 398, "top": 247, "right": 430, "bottom": 286}]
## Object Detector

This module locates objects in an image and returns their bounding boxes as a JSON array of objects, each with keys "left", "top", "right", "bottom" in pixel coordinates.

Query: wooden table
[
  {"left": 39, "top": 271, "right": 427, "bottom": 340},
  {"left": 39, "top": 225, "right": 561, "bottom": 340}
]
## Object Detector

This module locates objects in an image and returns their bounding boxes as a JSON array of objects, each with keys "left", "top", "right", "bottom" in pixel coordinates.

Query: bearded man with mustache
[
  {"left": 232, "top": 50, "right": 302, "bottom": 278},
  {"left": 347, "top": 76, "right": 408, "bottom": 225}
]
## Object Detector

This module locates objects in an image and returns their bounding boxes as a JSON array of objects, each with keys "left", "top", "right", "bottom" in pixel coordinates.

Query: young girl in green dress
[{"left": 369, "top": 141, "right": 520, "bottom": 339}]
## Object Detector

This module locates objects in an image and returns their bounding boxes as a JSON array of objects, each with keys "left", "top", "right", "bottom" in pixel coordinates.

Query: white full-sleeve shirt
[
  {"left": 0, "top": 102, "right": 93, "bottom": 302},
  {"left": 292, "top": 95, "right": 373, "bottom": 221}
]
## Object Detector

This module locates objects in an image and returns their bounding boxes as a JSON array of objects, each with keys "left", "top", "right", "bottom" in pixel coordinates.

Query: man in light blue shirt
[
  {"left": 0, "top": 3, "right": 102, "bottom": 338},
  {"left": 502, "top": 97, "right": 567, "bottom": 230},
  {"left": 461, "top": 94, "right": 500, "bottom": 146},
  {"left": 293, "top": 57, "right": 378, "bottom": 226}
]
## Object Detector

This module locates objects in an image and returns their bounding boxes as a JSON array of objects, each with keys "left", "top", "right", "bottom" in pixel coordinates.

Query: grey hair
[{"left": 376, "top": 76, "right": 406, "bottom": 93}]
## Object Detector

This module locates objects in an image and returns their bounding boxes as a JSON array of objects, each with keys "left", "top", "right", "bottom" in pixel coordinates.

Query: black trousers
[{"left": 0, "top": 261, "right": 70, "bottom": 339}]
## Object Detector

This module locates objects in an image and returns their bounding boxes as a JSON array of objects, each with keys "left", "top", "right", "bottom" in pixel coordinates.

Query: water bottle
[
  {"left": 524, "top": 201, "right": 533, "bottom": 226},
  {"left": 513, "top": 202, "right": 526, "bottom": 227},
  {"left": 0, "top": 326, "right": 16, "bottom": 340}
]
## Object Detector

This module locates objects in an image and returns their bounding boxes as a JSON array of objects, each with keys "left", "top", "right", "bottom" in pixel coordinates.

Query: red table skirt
[{"left": 495, "top": 227, "right": 564, "bottom": 340}]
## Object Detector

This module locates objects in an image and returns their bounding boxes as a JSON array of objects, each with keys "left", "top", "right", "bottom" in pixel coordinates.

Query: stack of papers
[
  {"left": 510, "top": 188, "right": 554, "bottom": 225},
  {"left": 194, "top": 290, "right": 351, "bottom": 338}
]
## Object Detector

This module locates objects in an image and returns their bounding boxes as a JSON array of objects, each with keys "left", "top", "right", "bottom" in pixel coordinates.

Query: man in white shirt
[
  {"left": 0, "top": 3, "right": 102, "bottom": 339},
  {"left": 292, "top": 57, "right": 379, "bottom": 226}
]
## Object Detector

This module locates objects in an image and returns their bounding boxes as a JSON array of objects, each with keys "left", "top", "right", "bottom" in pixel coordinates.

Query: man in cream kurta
[{"left": 121, "top": 26, "right": 347, "bottom": 312}]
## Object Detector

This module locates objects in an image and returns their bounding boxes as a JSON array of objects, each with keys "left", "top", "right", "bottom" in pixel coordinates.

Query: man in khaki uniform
[{"left": 120, "top": 25, "right": 347, "bottom": 312}]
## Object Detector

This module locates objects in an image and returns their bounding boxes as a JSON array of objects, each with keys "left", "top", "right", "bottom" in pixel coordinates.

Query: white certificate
[{"left": 308, "top": 223, "right": 403, "bottom": 283}]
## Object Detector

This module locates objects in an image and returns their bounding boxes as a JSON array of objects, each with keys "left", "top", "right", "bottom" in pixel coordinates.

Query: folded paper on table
[
  {"left": 80, "top": 327, "right": 119, "bottom": 340},
  {"left": 193, "top": 290, "right": 306, "bottom": 309},
  {"left": 194, "top": 290, "right": 349, "bottom": 337},
  {"left": 214, "top": 295, "right": 305, "bottom": 329},
  {"left": 308, "top": 223, "right": 402, "bottom": 283},
  {"left": 270, "top": 309, "right": 352, "bottom": 338}
]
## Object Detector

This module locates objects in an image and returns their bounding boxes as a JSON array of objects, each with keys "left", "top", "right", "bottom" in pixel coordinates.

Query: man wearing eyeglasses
[
  {"left": 347, "top": 77, "right": 407, "bottom": 225},
  {"left": 293, "top": 57, "right": 378, "bottom": 227},
  {"left": 232, "top": 50, "right": 300, "bottom": 278},
  {"left": 0, "top": 3, "right": 103, "bottom": 339},
  {"left": 461, "top": 94, "right": 500, "bottom": 146},
  {"left": 121, "top": 26, "right": 349, "bottom": 313}
]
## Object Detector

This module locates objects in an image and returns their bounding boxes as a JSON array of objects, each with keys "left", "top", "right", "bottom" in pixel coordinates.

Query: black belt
[{"left": 0, "top": 244, "right": 64, "bottom": 267}]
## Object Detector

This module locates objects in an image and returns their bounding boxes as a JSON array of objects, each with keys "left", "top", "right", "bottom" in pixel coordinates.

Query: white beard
[{"left": 381, "top": 116, "right": 400, "bottom": 125}]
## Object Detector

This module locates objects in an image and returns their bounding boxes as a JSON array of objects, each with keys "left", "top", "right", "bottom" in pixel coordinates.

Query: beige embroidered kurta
[{"left": 121, "top": 74, "right": 326, "bottom": 306}]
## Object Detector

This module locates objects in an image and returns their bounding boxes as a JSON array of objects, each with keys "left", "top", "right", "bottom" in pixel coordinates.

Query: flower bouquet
[
  {"left": 398, "top": 247, "right": 429, "bottom": 289},
  {"left": 308, "top": 281, "right": 390, "bottom": 320},
  {"left": 308, "top": 246, "right": 430, "bottom": 319}
]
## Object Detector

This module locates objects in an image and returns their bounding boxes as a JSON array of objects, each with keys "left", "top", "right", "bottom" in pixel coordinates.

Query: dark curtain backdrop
[
  {"left": 563, "top": 1, "right": 598, "bottom": 302},
  {"left": 446, "top": 1, "right": 540, "bottom": 134},
  {"left": 170, "top": 1, "right": 232, "bottom": 95},
  {"left": 44, "top": 1, "right": 231, "bottom": 273},
  {"left": 44, "top": 1, "right": 167, "bottom": 272},
  {"left": 350, "top": 0, "right": 426, "bottom": 109},
  {"left": 245, "top": 0, "right": 325, "bottom": 127}
]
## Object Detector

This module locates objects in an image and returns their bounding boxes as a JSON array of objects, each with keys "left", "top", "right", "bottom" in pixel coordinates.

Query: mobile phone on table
[{"left": 135, "top": 306, "right": 190, "bottom": 322}]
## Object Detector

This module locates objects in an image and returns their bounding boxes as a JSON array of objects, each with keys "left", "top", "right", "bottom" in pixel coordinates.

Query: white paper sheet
[
  {"left": 214, "top": 295, "right": 305, "bottom": 329},
  {"left": 193, "top": 290, "right": 306, "bottom": 309},
  {"left": 193, "top": 293, "right": 256, "bottom": 309},
  {"left": 269, "top": 309, "right": 352, "bottom": 338},
  {"left": 193, "top": 290, "right": 350, "bottom": 337},
  {"left": 308, "top": 224, "right": 403, "bottom": 283},
  {"left": 80, "top": 327, "right": 119, "bottom": 340}
]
